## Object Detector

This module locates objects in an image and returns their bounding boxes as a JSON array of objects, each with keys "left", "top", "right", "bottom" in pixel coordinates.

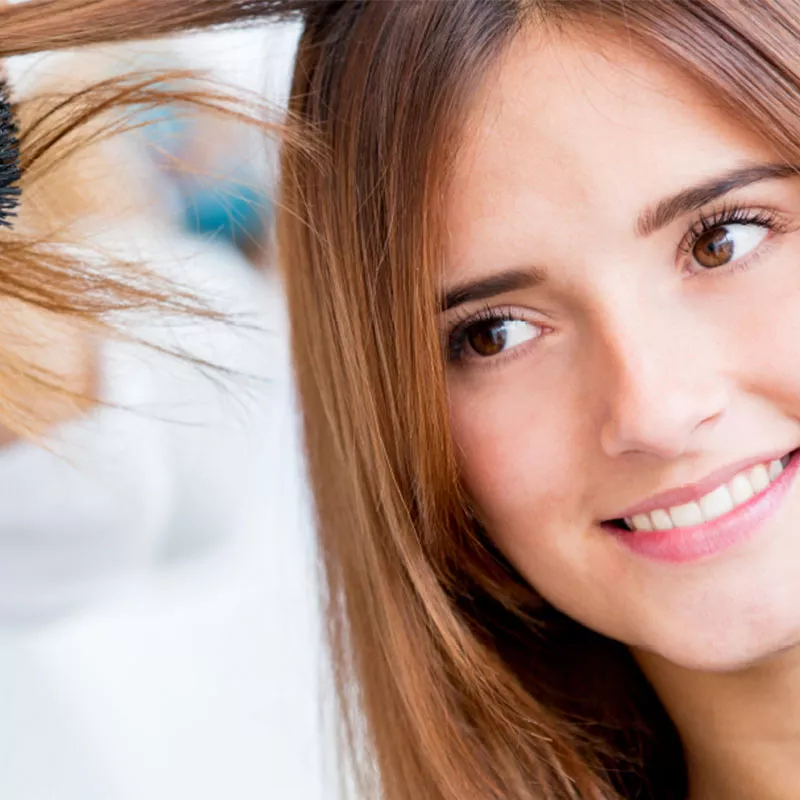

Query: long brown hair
[{"left": 6, "top": 0, "right": 800, "bottom": 797}]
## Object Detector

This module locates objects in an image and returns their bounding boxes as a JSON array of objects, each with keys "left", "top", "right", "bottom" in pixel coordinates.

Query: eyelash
[
  {"left": 446, "top": 305, "right": 542, "bottom": 365},
  {"left": 678, "top": 202, "right": 788, "bottom": 269},
  {"left": 446, "top": 202, "right": 791, "bottom": 366}
]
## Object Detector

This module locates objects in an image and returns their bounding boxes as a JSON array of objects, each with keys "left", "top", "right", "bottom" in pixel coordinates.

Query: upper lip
[{"left": 610, "top": 448, "right": 795, "bottom": 520}]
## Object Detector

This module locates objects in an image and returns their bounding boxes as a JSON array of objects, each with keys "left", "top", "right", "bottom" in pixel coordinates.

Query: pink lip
[
  {"left": 614, "top": 449, "right": 793, "bottom": 518},
  {"left": 606, "top": 449, "right": 800, "bottom": 564}
]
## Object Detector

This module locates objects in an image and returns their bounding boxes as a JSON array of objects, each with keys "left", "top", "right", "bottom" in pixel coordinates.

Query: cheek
[
  {"left": 448, "top": 371, "right": 590, "bottom": 546},
  {"left": 448, "top": 373, "right": 626, "bottom": 634},
  {"left": 722, "top": 254, "right": 800, "bottom": 404}
]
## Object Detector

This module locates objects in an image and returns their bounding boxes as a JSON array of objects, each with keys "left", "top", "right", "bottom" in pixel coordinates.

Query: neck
[{"left": 635, "top": 644, "right": 800, "bottom": 800}]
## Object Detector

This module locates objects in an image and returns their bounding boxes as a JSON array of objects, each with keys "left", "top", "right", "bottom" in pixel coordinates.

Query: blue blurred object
[
  {"left": 182, "top": 177, "right": 269, "bottom": 249},
  {"left": 135, "top": 100, "right": 270, "bottom": 253}
]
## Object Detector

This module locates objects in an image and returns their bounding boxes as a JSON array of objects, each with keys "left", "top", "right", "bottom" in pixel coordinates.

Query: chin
[{"left": 635, "top": 609, "right": 800, "bottom": 674}]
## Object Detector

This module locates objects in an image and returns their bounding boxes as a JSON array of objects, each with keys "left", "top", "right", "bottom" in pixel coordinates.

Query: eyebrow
[
  {"left": 441, "top": 266, "right": 546, "bottom": 312},
  {"left": 441, "top": 162, "right": 800, "bottom": 313},
  {"left": 636, "top": 162, "right": 800, "bottom": 237}
]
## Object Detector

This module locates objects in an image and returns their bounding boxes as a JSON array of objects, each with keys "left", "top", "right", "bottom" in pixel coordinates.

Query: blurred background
[{"left": 0, "top": 20, "right": 338, "bottom": 800}]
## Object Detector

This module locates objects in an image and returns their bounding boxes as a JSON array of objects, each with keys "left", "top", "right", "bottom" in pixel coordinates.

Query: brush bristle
[{"left": 0, "top": 83, "right": 21, "bottom": 228}]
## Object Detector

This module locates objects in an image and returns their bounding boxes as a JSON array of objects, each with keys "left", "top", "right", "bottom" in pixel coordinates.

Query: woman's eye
[
  {"left": 692, "top": 222, "right": 769, "bottom": 269},
  {"left": 463, "top": 317, "right": 541, "bottom": 358}
]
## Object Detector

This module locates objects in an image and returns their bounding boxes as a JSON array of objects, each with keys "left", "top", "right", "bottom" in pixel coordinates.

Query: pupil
[
  {"left": 468, "top": 319, "right": 507, "bottom": 356},
  {"left": 694, "top": 228, "right": 734, "bottom": 268}
]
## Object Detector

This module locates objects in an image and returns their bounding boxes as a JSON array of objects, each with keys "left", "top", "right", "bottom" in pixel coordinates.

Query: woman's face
[{"left": 444, "top": 28, "right": 800, "bottom": 672}]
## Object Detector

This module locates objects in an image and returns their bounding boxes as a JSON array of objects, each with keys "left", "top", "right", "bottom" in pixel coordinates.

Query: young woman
[{"left": 2, "top": 1, "right": 800, "bottom": 798}]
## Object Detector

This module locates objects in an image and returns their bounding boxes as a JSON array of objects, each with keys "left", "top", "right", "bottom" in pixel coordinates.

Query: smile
[
  {"left": 622, "top": 453, "right": 792, "bottom": 532},
  {"left": 606, "top": 449, "right": 800, "bottom": 564}
]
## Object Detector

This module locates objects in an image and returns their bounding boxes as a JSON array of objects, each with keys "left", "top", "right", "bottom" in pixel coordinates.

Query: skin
[
  {"left": 0, "top": 48, "right": 95, "bottom": 440},
  {"left": 0, "top": 185, "right": 99, "bottom": 441},
  {"left": 0, "top": 297, "right": 96, "bottom": 440},
  {"left": 443, "top": 28, "right": 800, "bottom": 800}
]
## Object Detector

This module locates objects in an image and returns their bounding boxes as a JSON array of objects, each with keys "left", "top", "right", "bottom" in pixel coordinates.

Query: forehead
[{"left": 446, "top": 27, "right": 770, "bottom": 276}]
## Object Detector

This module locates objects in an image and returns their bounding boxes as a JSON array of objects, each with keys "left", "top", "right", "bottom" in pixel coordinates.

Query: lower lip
[{"left": 607, "top": 450, "right": 800, "bottom": 564}]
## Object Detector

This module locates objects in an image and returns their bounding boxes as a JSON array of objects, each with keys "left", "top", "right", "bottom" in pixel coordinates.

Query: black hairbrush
[{"left": 0, "top": 80, "right": 21, "bottom": 228}]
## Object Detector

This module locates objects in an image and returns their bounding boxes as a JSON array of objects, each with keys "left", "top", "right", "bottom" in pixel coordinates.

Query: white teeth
[
  {"left": 669, "top": 501, "right": 703, "bottom": 528},
  {"left": 650, "top": 509, "right": 673, "bottom": 531},
  {"left": 622, "top": 453, "right": 792, "bottom": 533},
  {"left": 769, "top": 459, "right": 784, "bottom": 480},
  {"left": 631, "top": 513, "right": 652, "bottom": 532},
  {"left": 698, "top": 485, "right": 735, "bottom": 521},
  {"left": 729, "top": 474, "right": 755, "bottom": 504},
  {"left": 749, "top": 464, "right": 770, "bottom": 492}
]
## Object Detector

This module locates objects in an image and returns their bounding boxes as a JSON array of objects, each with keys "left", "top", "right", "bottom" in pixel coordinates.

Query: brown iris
[
  {"left": 693, "top": 226, "right": 735, "bottom": 268},
  {"left": 467, "top": 319, "right": 507, "bottom": 357}
]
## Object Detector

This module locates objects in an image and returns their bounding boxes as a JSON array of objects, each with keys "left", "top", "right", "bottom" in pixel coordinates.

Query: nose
[{"left": 597, "top": 313, "right": 728, "bottom": 460}]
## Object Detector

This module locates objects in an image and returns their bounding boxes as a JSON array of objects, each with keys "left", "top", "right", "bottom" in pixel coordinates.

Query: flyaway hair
[
  {"left": 0, "top": 1, "right": 320, "bottom": 435},
  {"left": 0, "top": 0, "right": 324, "bottom": 56}
]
